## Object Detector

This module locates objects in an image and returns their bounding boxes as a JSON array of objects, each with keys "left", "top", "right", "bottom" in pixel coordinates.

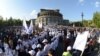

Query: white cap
[
  {"left": 28, "top": 50, "right": 35, "bottom": 56},
  {"left": 67, "top": 46, "right": 71, "bottom": 51},
  {"left": 18, "top": 39, "right": 22, "bottom": 42},
  {"left": 32, "top": 44, "right": 36, "bottom": 49},
  {"left": 42, "top": 39, "right": 48, "bottom": 43},
  {"left": 37, "top": 44, "right": 42, "bottom": 48},
  {"left": 16, "top": 45, "right": 20, "bottom": 50}
]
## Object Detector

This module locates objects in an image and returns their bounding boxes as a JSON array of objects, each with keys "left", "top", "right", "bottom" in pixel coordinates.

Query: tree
[
  {"left": 0, "top": 16, "right": 3, "bottom": 26},
  {"left": 83, "top": 20, "right": 88, "bottom": 27},
  {"left": 70, "top": 21, "right": 83, "bottom": 27},
  {"left": 0, "top": 16, "right": 23, "bottom": 27},
  {"left": 14, "top": 19, "right": 22, "bottom": 26},
  {"left": 83, "top": 20, "right": 93, "bottom": 27},
  {"left": 7, "top": 17, "right": 14, "bottom": 26},
  {"left": 93, "top": 12, "right": 100, "bottom": 28}
]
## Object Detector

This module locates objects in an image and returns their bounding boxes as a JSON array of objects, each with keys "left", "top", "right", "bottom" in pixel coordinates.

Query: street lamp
[{"left": 81, "top": 12, "right": 84, "bottom": 27}]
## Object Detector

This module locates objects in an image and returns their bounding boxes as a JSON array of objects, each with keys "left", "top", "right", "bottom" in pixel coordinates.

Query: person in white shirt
[
  {"left": 36, "top": 44, "right": 43, "bottom": 56},
  {"left": 28, "top": 50, "right": 35, "bottom": 56},
  {"left": 4, "top": 41, "right": 13, "bottom": 56},
  {"left": 0, "top": 48, "right": 3, "bottom": 56},
  {"left": 50, "top": 37, "right": 59, "bottom": 50},
  {"left": 22, "top": 39, "right": 29, "bottom": 50},
  {"left": 42, "top": 39, "right": 51, "bottom": 56},
  {"left": 32, "top": 36, "right": 38, "bottom": 45}
]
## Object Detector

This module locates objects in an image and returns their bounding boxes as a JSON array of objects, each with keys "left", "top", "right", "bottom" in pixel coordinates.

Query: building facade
[
  {"left": 35, "top": 9, "right": 69, "bottom": 26},
  {"left": 63, "top": 20, "right": 69, "bottom": 26}
]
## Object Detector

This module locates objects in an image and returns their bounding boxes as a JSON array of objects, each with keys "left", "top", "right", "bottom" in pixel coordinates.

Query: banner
[{"left": 73, "top": 31, "right": 89, "bottom": 52}]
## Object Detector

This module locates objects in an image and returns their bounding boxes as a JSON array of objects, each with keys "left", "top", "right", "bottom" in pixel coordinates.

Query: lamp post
[{"left": 81, "top": 12, "right": 84, "bottom": 27}]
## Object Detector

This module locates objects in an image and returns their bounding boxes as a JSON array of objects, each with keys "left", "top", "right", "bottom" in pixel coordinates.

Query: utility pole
[{"left": 81, "top": 12, "right": 84, "bottom": 27}]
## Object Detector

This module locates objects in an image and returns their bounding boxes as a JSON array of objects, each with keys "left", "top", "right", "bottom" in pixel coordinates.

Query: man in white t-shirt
[
  {"left": 42, "top": 39, "right": 51, "bottom": 56},
  {"left": 36, "top": 44, "right": 43, "bottom": 56}
]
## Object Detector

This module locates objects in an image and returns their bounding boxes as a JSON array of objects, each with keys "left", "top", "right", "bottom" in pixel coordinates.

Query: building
[
  {"left": 35, "top": 9, "right": 69, "bottom": 26},
  {"left": 63, "top": 20, "right": 69, "bottom": 26}
]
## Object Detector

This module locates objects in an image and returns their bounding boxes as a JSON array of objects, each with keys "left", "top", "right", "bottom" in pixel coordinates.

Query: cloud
[
  {"left": 78, "top": 0, "right": 84, "bottom": 6},
  {"left": 95, "top": 1, "right": 100, "bottom": 7},
  {"left": 79, "top": 0, "right": 84, "bottom": 3},
  {"left": 30, "top": 10, "right": 38, "bottom": 18}
]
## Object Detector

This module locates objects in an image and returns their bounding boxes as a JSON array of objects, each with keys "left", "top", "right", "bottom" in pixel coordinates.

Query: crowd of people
[{"left": 0, "top": 26, "right": 99, "bottom": 56}]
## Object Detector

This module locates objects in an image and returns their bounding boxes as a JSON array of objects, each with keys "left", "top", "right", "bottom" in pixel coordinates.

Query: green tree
[
  {"left": 7, "top": 17, "right": 14, "bottom": 26},
  {"left": 83, "top": 20, "right": 93, "bottom": 27},
  {"left": 0, "top": 16, "right": 23, "bottom": 26},
  {"left": 83, "top": 20, "right": 89, "bottom": 27},
  {"left": 0, "top": 16, "right": 3, "bottom": 26},
  {"left": 14, "top": 19, "right": 22, "bottom": 26},
  {"left": 93, "top": 12, "right": 100, "bottom": 28},
  {"left": 70, "top": 21, "right": 82, "bottom": 27}
]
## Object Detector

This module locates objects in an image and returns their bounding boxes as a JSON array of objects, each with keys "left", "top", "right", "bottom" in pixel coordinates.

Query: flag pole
[{"left": 80, "top": 51, "right": 84, "bottom": 56}]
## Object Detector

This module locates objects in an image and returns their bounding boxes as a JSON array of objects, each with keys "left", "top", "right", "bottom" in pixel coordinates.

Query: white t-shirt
[
  {"left": 50, "top": 38, "right": 59, "bottom": 50},
  {"left": 22, "top": 40, "right": 29, "bottom": 48},
  {"left": 42, "top": 44, "right": 51, "bottom": 55},
  {"left": 5, "top": 48, "right": 13, "bottom": 56},
  {"left": 36, "top": 50, "right": 43, "bottom": 56},
  {"left": 32, "top": 38, "right": 38, "bottom": 45}
]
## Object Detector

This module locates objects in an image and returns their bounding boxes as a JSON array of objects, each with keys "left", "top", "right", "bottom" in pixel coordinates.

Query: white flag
[
  {"left": 28, "top": 20, "right": 34, "bottom": 34},
  {"left": 73, "top": 31, "right": 89, "bottom": 52},
  {"left": 39, "top": 23, "right": 42, "bottom": 28},
  {"left": 22, "top": 20, "right": 29, "bottom": 34},
  {"left": 23, "top": 20, "right": 28, "bottom": 30}
]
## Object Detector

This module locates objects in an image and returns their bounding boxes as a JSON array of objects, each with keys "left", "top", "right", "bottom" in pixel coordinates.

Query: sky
[{"left": 0, "top": 0, "right": 100, "bottom": 21}]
